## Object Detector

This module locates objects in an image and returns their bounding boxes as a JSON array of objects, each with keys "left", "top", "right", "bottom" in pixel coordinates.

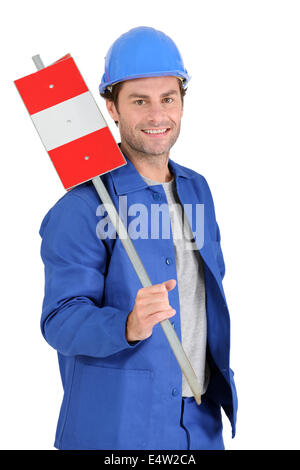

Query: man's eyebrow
[{"left": 127, "top": 89, "right": 179, "bottom": 99}]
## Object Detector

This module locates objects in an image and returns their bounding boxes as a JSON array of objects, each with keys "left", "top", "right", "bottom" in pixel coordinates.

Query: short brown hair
[{"left": 100, "top": 78, "right": 187, "bottom": 125}]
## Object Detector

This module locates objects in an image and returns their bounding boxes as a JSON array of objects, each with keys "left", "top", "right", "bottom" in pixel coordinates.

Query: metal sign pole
[{"left": 32, "top": 55, "right": 202, "bottom": 405}]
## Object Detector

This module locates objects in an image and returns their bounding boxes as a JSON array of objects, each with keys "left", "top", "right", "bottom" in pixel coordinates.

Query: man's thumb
[{"left": 163, "top": 279, "right": 177, "bottom": 292}]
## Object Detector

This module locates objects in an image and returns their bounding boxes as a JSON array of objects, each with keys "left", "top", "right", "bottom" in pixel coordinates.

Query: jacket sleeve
[{"left": 39, "top": 192, "right": 141, "bottom": 358}]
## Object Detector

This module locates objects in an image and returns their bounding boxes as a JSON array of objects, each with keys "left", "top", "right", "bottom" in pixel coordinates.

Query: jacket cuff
[{"left": 114, "top": 308, "right": 142, "bottom": 350}]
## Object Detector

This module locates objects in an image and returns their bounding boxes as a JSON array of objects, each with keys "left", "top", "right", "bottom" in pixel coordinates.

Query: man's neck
[{"left": 120, "top": 142, "right": 174, "bottom": 183}]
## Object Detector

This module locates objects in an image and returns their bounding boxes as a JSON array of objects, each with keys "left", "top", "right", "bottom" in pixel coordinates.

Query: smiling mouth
[{"left": 141, "top": 128, "right": 170, "bottom": 136}]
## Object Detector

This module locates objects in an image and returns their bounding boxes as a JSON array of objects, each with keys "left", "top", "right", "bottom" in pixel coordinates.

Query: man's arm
[{"left": 39, "top": 192, "right": 141, "bottom": 358}]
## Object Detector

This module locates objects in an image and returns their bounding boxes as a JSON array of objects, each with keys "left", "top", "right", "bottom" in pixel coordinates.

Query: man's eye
[
  {"left": 164, "top": 97, "right": 173, "bottom": 103},
  {"left": 135, "top": 99, "right": 146, "bottom": 105}
]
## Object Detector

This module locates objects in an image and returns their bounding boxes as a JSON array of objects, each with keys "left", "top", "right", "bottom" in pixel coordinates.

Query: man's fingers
[
  {"left": 162, "top": 279, "right": 177, "bottom": 292},
  {"left": 137, "top": 284, "right": 166, "bottom": 297},
  {"left": 147, "top": 308, "right": 176, "bottom": 325},
  {"left": 143, "top": 302, "right": 174, "bottom": 316},
  {"left": 137, "top": 279, "right": 177, "bottom": 298}
]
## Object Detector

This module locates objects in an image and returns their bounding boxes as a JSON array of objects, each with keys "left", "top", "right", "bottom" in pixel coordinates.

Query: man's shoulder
[
  {"left": 39, "top": 181, "right": 100, "bottom": 238},
  {"left": 51, "top": 181, "right": 100, "bottom": 212}
]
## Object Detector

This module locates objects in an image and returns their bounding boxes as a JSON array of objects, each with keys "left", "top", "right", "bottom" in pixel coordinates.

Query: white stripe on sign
[{"left": 31, "top": 91, "right": 107, "bottom": 151}]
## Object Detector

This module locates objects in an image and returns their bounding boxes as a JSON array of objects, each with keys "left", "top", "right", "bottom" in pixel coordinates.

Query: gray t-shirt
[{"left": 141, "top": 173, "right": 210, "bottom": 397}]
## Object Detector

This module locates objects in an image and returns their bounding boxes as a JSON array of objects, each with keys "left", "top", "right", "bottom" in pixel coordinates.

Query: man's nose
[{"left": 146, "top": 102, "right": 167, "bottom": 123}]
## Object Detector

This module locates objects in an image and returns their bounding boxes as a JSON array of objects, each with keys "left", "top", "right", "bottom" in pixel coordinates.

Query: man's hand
[{"left": 126, "top": 279, "right": 177, "bottom": 342}]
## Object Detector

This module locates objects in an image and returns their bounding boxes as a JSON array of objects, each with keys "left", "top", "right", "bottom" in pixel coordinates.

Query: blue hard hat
[{"left": 99, "top": 26, "right": 191, "bottom": 95}]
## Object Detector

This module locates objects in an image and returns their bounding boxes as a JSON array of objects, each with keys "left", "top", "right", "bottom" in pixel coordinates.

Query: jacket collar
[{"left": 110, "top": 143, "right": 195, "bottom": 195}]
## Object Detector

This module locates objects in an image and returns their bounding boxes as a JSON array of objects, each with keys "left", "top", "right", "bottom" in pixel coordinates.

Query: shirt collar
[{"left": 110, "top": 143, "right": 195, "bottom": 195}]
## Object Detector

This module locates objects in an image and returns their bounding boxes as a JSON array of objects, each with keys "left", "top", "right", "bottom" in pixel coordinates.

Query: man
[{"left": 39, "top": 26, "right": 237, "bottom": 450}]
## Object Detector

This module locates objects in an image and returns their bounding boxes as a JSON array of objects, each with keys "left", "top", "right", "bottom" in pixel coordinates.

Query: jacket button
[
  {"left": 166, "top": 257, "right": 173, "bottom": 265},
  {"left": 152, "top": 193, "right": 161, "bottom": 201},
  {"left": 172, "top": 387, "right": 179, "bottom": 397}
]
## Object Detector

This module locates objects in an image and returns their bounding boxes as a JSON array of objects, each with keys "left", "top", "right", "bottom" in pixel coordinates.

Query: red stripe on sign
[
  {"left": 48, "top": 127, "right": 126, "bottom": 190},
  {"left": 14, "top": 57, "right": 88, "bottom": 115}
]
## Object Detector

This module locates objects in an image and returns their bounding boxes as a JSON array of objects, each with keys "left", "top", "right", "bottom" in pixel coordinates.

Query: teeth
[{"left": 143, "top": 128, "right": 167, "bottom": 134}]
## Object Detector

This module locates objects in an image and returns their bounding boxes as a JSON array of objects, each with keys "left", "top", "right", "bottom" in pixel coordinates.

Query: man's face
[{"left": 106, "top": 76, "right": 184, "bottom": 157}]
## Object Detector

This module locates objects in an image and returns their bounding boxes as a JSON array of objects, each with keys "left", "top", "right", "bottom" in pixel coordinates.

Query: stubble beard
[{"left": 118, "top": 119, "right": 181, "bottom": 160}]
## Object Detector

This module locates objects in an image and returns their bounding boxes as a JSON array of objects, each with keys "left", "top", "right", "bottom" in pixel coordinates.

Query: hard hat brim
[{"left": 99, "top": 71, "right": 191, "bottom": 94}]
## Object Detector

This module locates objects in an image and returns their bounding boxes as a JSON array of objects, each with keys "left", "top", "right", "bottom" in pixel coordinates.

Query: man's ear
[{"left": 105, "top": 99, "right": 119, "bottom": 123}]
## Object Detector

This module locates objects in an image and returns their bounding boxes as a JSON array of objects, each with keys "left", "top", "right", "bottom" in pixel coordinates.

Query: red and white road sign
[{"left": 14, "top": 55, "right": 126, "bottom": 190}]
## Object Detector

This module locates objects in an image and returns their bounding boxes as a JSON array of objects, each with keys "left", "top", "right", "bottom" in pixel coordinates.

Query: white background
[{"left": 1, "top": 0, "right": 299, "bottom": 450}]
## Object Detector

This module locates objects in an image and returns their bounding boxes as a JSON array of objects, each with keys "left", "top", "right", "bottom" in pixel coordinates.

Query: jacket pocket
[{"left": 64, "top": 362, "right": 154, "bottom": 449}]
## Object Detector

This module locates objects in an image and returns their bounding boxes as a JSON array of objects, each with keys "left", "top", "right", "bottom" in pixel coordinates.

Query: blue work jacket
[{"left": 39, "top": 151, "right": 238, "bottom": 450}]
